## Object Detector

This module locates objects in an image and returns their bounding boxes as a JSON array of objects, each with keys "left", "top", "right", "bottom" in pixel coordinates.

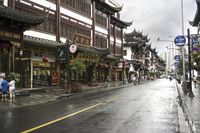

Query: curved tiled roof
[
  {"left": 94, "top": 0, "right": 122, "bottom": 15},
  {"left": 0, "top": 5, "right": 46, "bottom": 28},
  {"left": 190, "top": 0, "right": 200, "bottom": 26},
  {"left": 110, "top": 16, "right": 132, "bottom": 28},
  {"left": 24, "top": 35, "right": 110, "bottom": 56},
  {"left": 24, "top": 35, "right": 64, "bottom": 48}
]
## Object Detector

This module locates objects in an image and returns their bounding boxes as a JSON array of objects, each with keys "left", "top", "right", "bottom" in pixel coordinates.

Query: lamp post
[{"left": 179, "top": 0, "right": 188, "bottom": 91}]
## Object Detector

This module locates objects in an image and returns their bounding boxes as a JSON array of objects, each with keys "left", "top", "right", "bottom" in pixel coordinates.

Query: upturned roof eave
[
  {"left": 110, "top": 16, "right": 132, "bottom": 28},
  {"left": 94, "top": 0, "right": 122, "bottom": 15},
  {"left": 0, "top": 5, "right": 46, "bottom": 27},
  {"left": 190, "top": 0, "right": 200, "bottom": 26}
]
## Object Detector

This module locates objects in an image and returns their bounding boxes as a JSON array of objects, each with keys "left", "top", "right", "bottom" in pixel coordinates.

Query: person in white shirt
[
  {"left": 193, "top": 76, "right": 197, "bottom": 88},
  {"left": 9, "top": 79, "right": 15, "bottom": 101}
]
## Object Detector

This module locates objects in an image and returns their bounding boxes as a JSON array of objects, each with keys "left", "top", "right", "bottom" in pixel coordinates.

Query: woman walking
[{"left": 9, "top": 78, "right": 15, "bottom": 101}]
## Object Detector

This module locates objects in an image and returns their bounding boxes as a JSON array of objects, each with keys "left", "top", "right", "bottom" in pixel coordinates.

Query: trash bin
[{"left": 186, "top": 81, "right": 191, "bottom": 91}]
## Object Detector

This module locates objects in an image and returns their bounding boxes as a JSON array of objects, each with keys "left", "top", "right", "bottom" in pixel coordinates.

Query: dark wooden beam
[
  {"left": 92, "top": 1, "right": 96, "bottom": 46},
  {"left": 107, "top": 15, "right": 111, "bottom": 48},
  {"left": 121, "top": 27, "right": 123, "bottom": 55},
  {"left": 113, "top": 25, "right": 116, "bottom": 54},
  {"left": 8, "top": 0, "right": 15, "bottom": 9},
  {"left": 56, "top": 0, "right": 60, "bottom": 42}
]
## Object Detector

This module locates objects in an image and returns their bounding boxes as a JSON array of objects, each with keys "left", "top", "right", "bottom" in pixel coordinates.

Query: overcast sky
[{"left": 119, "top": 0, "right": 197, "bottom": 54}]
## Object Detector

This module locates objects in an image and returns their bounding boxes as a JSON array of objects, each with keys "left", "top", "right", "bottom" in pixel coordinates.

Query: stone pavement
[{"left": 176, "top": 81, "right": 200, "bottom": 133}]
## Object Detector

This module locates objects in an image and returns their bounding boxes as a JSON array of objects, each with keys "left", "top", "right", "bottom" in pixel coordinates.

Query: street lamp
[{"left": 157, "top": 37, "right": 173, "bottom": 42}]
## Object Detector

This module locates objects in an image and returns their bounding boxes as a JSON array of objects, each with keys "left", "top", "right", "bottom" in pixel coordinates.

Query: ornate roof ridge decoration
[
  {"left": 146, "top": 44, "right": 151, "bottom": 49},
  {"left": 0, "top": 5, "right": 47, "bottom": 29},
  {"left": 110, "top": 16, "right": 132, "bottom": 28},
  {"left": 125, "top": 29, "right": 143, "bottom": 37},
  {"left": 190, "top": 0, "right": 200, "bottom": 26},
  {"left": 94, "top": 0, "right": 122, "bottom": 15},
  {"left": 24, "top": 35, "right": 64, "bottom": 47},
  {"left": 150, "top": 48, "right": 157, "bottom": 54},
  {"left": 124, "top": 29, "right": 150, "bottom": 46},
  {"left": 142, "top": 34, "right": 150, "bottom": 42}
]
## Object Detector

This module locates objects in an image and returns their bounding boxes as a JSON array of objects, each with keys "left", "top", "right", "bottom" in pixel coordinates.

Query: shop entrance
[{"left": 33, "top": 67, "right": 51, "bottom": 88}]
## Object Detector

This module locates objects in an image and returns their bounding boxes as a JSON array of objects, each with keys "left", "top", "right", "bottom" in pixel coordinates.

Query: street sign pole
[
  {"left": 187, "top": 28, "right": 194, "bottom": 97},
  {"left": 174, "top": 35, "right": 186, "bottom": 91}
]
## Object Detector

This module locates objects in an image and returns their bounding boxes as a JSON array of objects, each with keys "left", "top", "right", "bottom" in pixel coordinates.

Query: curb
[
  {"left": 175, "top": 81, "right": 197, "bottom": 133},
  {"left": 56, "top": 82, "right": 135, "bottom": 99}
]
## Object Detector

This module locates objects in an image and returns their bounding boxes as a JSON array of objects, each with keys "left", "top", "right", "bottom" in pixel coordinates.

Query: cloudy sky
[{"left": 118, "top": 0, "right": 197, "bottom": 54}]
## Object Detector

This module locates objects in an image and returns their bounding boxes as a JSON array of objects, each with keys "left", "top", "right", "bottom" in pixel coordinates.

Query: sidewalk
[
  {"left": 176, "top": 81, "right": 200, "bottom": 133},
  {"left": 0, "top": 81, "right": 143, "bottom": 111}
]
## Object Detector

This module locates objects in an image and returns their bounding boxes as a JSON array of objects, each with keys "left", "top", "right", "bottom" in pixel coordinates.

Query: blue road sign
[
  {"left": 175, "top": 58, "right": 180, "bottom": 62},
  {"left": 174, "top": 35, "right": 186, "bottom": 47},
  {"left": 191, "top": 37, "right": 197, "bottom": 45},
  {"left": 174, "top": 62, "right": 178, "bottom": 67},
  {"left": 174, "top": 55, "right": 180, "bottom": 60}
]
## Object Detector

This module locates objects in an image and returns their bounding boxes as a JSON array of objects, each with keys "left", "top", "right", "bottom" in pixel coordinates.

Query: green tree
[
  {"left": 69, "top": 59, "right": 86, "bottom": 74},
  {"left": 69, "top": 59, "right": 86, "bottom": 92}
]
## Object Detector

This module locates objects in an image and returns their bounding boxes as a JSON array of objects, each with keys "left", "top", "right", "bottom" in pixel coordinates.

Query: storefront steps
[{"left": 14, "top": 86, "right": 57, "bottom": 96}]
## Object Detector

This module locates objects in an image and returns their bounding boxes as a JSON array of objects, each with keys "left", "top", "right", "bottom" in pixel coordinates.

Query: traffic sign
[
  {"left": 175, "top": 58, "right": 180, "bottom": 62},
  {"left": 174, "top": 62, "right": 178, "bottom": 67},
  {"left": 174, "top": 55, "right": 180, "bottom": 60},
  {"left": 174, "top": 35, "right": 186, "bottom": 47}
]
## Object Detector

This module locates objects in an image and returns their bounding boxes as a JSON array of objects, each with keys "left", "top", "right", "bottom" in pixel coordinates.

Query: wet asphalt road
[{"left": 0, "top": 79, "right": 179, "bottom": 133}]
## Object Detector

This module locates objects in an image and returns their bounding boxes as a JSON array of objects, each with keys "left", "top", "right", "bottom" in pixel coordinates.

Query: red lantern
[{"left": 42, "top": 56, "right": 49, "bottom": 63}]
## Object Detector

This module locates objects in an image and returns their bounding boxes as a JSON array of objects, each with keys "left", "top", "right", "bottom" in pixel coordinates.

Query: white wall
[
  {"left": 123, "top": 47, "right": 132, "bottom": 60},
  {"left": 24, "top": 30, "right": 56, "bottom": 41}
]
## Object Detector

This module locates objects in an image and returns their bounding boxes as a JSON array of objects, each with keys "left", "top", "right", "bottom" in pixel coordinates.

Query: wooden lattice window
[
  {"left": 95, "top": 35, "right": 107, "bottom": 48},
  {"left": 95, "top": 12, "right": 107, "bottom": 28},
  {"left": 116, "top": 46, "right": 122, "bottom": 55},
  {"left": 61, "top": 0, "right": 91, "bottom": 16},
  {"left": 61, "top": 18, "right": 91, "bottom": 41}
]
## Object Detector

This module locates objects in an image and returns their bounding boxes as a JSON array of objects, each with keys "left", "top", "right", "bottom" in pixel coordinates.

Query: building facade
[
  {"left": 0, "top": 0, "right": 131, "bottom": 88},
  {"left": 123, "top": 29, "right": 165, "bottom": 81}
]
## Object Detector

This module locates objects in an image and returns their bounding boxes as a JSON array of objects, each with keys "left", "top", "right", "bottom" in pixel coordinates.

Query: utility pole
[{"left": 180, "top": 0, "right": 187, "bottom": 90}]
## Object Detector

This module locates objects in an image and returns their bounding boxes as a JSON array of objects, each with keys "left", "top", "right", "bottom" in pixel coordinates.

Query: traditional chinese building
[
  {"left": 0, "top": 0, "right": 131, "bottom": 88},
  {"left": 0, "top": 3, "right": 47, "bottom": 87},
  {"left": 123, "top": 29, "right": 150, "bottom": 81}
]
